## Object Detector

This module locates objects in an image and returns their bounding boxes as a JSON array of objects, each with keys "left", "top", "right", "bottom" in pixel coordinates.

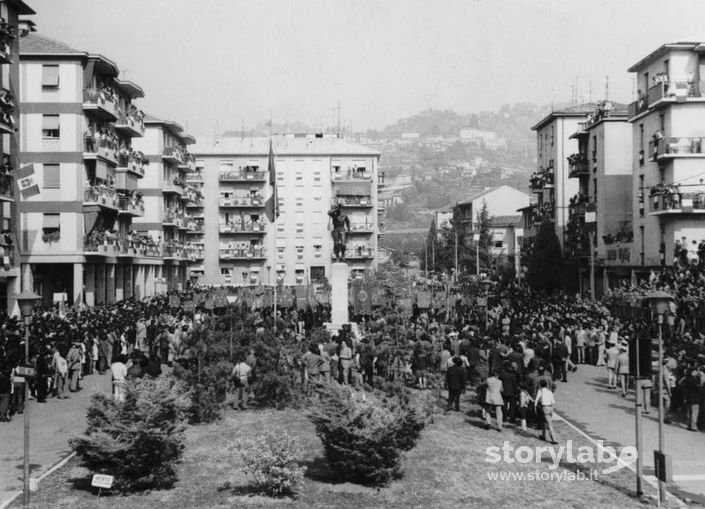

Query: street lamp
[
  {"left": 16, "top": 290, "right": 40, "bottom": 509},
  {"left": 646, "top": 290, "right": 673, "bottom": 505}
]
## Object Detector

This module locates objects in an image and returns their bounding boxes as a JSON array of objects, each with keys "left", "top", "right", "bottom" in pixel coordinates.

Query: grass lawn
[{"left": 14, "top": 390, "right": 673, "bottom": 509}]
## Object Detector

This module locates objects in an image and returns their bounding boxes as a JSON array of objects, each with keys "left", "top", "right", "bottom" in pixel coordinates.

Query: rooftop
[
  {"left": 628, "top": 41, "right": 705, "bottom": 72},
  {"left": 21, "top": 33, "right": 120, "bottom": 77},
  {"left": 488, "top": 215, "right": 521, "bottom": 227},
  {"left": 144, "top": 113, "right": 195, "bottom": 145},
  {"left": 456, "top": 185, "right": 528, "bottom": 206},
  {"left": 531, "top": 103, "right": 601, "bottom": 131},
  {"left": 192, "top": 136, "right": 381, "bottom": 157}
]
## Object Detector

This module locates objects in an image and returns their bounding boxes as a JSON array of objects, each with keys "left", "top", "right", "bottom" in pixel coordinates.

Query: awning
[
  {"left": 334, "top": 181, "right": 371, "bottom": 196},
  {"left": 43, "top": 214, "right": 60, "bottom": 228},
  {"left": 95, "top": 160, "right": 109, "bottom": 181}
]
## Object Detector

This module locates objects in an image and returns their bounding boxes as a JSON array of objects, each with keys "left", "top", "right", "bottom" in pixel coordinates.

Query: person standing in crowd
[
  {"left": 67, "top": 342, "right": 82, "bottom": 392},
  {"left": 616, "top": 343, "right": 630, "bottom": 397},
  {"left": 52, "top": 345, "right": 68, "bottom": 399},
  {"left": 231, "top": 353, "right": 251, "bottom": 410},
  {"left": 111, "top": 355, "right": 128, "bottom": 402},
  {"left": 575, "top": 325, "right": 586, "bottom": 364},
  {"left": 684, "top": 367, "right": 702, "bottom": 431},
  {"left": 0, "top": 367, "right": 11, "bottom": 421},
  {"left": 499, "top": 360, "right": 518, "bottom": 423},
  {"left": 339, "top": 340, "right": 353, "bottom": 385},
  {"left": 551, "top": 337, "right": 568, "bottom": 383},
  {"left": 605, "top": 339, "right": 620, "bottom": 389},
  {"left": 535, "top": 379, "right": 558, "bottom": 444},
  {"left": 484, "top": 369, "right": 504, "bottom": 431},
  {"left": 446, "top": 356, "right": 467, "bottom": 412},
  {"left": 301, "top": 344, "right": 322, "bottom": 396}
]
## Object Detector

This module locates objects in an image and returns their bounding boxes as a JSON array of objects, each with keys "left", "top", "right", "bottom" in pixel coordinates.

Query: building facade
[
  {"left": 628, "top": 42, "right": 705, "bottom": 269},
  {"left": 453, "top": 185, "right": 530, "bottom": 238},
  {"left": 0, "top": 2, "right": 34, "bottom": 313},
  {"left": 18, "top": 33, "right": 159, "bottom": 306},
  {"left": 191, "top": 135, "right": 381, "bottom": 287},
  {"left": 528, "top": 106, "right": 592, "bottom": 251},
  {"left": 566, "top": 102, "right": 633, "bottom": 294},
  {"left": 131, "top": 115, "right": 198, "bottom": 293}
]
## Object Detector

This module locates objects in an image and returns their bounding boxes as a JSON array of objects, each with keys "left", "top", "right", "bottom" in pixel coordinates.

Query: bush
[
  {"left": 307, "top": 382, "right": 427, "bottom": 485},
  {"left": 232, "top": 428, "right": 306, "bottom": 497},
  {"left": 70, "top": 376, "right": 191, "bottom": 492},
  {"left": 251, "top": 372, "right": 299, "bottom": 409}
]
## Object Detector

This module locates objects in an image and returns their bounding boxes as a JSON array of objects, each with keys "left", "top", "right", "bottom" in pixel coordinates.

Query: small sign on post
[
  {"left": 654, "top": 450, "right": 672, "bottom": 482},
  {"left": 91, "top": 473, "right": 114, "bottom": 497}
]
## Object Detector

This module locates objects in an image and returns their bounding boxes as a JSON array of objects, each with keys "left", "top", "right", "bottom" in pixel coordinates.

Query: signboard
[
  {"left": 654, "top": 450, "right": 672, "bottom": 482},
  {"left": 169, "top": 295, "right": 180, "bottom": 307},
  {"left": 91, "top": 474, "right": 114, "bottom": 489},
  {"left": 204, "top": 299, "right": 215, "bottom": 310},
  {"left": 476, "top": 297, "right": 487, "bottom": 307},
  {"left": 52, "top": 292, "right": 67, "bottom": 304},
  {"left": 417, "top": 291, "right": 431, "bottom": 309},
  {"left": 15, "top": 366, "right": 35, "bottom": 377},
  {"left": 214, "top": 295, "right": 228, "bottom": 308},
  {"left": 182, "top": 301, "right": 195, "bottom": 313}
]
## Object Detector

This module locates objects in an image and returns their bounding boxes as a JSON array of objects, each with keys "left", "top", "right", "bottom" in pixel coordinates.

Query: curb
[
  {"left": 554, "top": 411, "right": 687, "bottom": 509},
  {"left": 0, "top": 452, "right": 76, "bottom": 509}
]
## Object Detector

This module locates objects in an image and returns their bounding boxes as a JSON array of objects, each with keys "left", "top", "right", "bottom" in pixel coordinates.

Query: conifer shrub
[
  {"left": 307, "top": 382, "right": 427, "bottom": 485},
  {"left": 69, "top": 376, "right": 190, "bottom": 492},
  {"left": 231, "top": 428, "right": 306, "bottom": 497}
]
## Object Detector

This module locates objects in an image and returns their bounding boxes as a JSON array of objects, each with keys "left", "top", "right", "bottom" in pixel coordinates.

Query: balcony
[
  {"left": 332, "top": 169, "right": 372, "bottom": 182},
  {"left": 650, "top": 136, "right": 705, "bottom": 161},
  {"left": 377, "top": 172, "right": 385, "bottom": 187},
  {"left": 0, "top": 22, "right": 16, "bottom": 64},
  {"left": 186, "top": 220, "right": 204, "bottom": 233},
  {"left": 82, "top": 88, "right": 119, "bottom": 121},
  {"left": 182, "top": 186, "right": 201, "bottom": 204},
  {"left": 219, "top": 246, "right": 266, "bottom": 260},
  {"left": 185, "top": 247, "right": 205, "bottom": 261},
  {"left": 163, "top": 244, "right": 185, "bottom": 259},
  {"left": 114, "top": 111, "right": 145, "bottom": 137},
  {"left": 163, "top": 178, "right": 185, "bottom": 196},
  {"left": 185, "top": 198, "right": 204, "bottom": 208},
  {"left": 84, "top": 237, "right": 119, "bottom": 257},
  {"left": 0, "top": 94, "right": 15, "bottom": 134},
  {"left": 218, "top": 195, "right": 265, "bottom": 208},
  {"left": 0, "top": 173, "right": 13, "bottom": 201},
  {"left": 117, "top": 194, "right": 144, "bottom": 217},
  {"left": 629, "top": 80, "right": 703, "bottom": 120},
  {"left": 117, "top": 152, "right": 146, "bottom": 177},
  {"left": 337, "top": 195, "right": 373, "bottom": 208},
  {"left": 348, "top": 223, "right": 374, "bottom": 234},
  {"left": 219, "top": 170, "right": 267, "bottom": 182},
  {"left": 529, "top": 169, "right": 554, "bottom": 192},
  {"left": 219, "top": 222, "right": 266, "bottom": 234},
  {"left": 84, "top": 139, "right": 118, "bottom": 166},
  {"left": 650, "top": 188, "right": 705, "bottom": 215},
  {"left": 162, "top": 146, "right": 188, "bottom": 166},
  {"left": 185, "top": 172, "right": 203, "bottom": 183},
  {"left": 179, "top": 154, "right": 195, "bottom": 171},
  {"left": 84, "top": 186, "right": 118, "bottom": 210},
  {"left": 163, "top": 212, "right": 186, "bottom": 228},
  {"left": 567, "top": 154, "right": 589, "bottom": 178},
  {"left": 332, "top": 247, "right": 375, "bottom": 260}
]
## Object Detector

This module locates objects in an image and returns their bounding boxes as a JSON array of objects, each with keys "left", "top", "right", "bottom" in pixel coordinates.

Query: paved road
[
  {"left": 0, "top": 372, "right": 112, "bottom": 506},
  {"left": 556, "top": 364, "right": 705, "bottom": 503}
]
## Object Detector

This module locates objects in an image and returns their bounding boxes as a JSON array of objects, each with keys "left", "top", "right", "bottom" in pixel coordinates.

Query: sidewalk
[
  {"left": 0, "top": 372, "right": 112, "bottom": 506},
  {"left": 556, "top": 364, "right": 705, "bottom": 503}
]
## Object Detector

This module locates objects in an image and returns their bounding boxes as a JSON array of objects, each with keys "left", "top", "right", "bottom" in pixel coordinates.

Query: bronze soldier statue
[{"left": 328, "top": 201, "right": 351, "bottom": 261}]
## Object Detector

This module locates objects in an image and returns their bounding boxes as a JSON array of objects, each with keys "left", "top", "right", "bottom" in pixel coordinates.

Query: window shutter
[
  {"left": 41, "top": 65, "right": 60, "bottom": 87},
  {"left": 43, "top": 164, "right": 60, "bottom": 188}
]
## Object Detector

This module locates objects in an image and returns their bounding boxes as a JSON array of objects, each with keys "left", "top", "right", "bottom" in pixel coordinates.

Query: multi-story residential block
[
  {"left": 566, "top": 102, "right": 633, "bottom": 294},
  {"left": 18, "top": 33, "right": 156, "bottom": 306},
  {"left": 190, "top": 134, "right": 381, "bottom": 286},
  {"left": 527, "top": 105, "right": 593, "bottom": 251},
  {"left": 131, "top": 115, "right": 197, "bottom": 292},
  {"left": 0, "top": 2, "right": 35, "bottom": 313},
  {"left": 453, "top": 185, "right": 530, "bottom": 238},
  {"left": 627, "top": 42, "right": 705, "bottom": 269}
]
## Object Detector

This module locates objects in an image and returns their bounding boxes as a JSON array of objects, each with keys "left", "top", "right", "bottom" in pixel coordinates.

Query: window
[
  {"left": 220, "top": 268, "right": 231, "bottom": 276},
  {"left": 42, "top": 213, "right": 60, "bottom": 234},
  {"left": 42, "top": 115, "right": 60, "bottom": 139},
  {"left": 277, "top": 247, "right": 285, "bottom": 259},
  {"left": 313, "top": 171, "right": 321, "bottom": 184},
  {"left": 296, "top": 223, "right": 304, "bottom": 234},
  {"left": 43, "top": 163, "right": 60, "bottom": 188},
  {"left": 310, "top": 266, "right": 325, "bottom": 281},
  {"left": 41, "top": 65, "right": 60, "bottom": 88},
  {"left": 659, "top": 113, "right": 665, "bottom": 132},
  {"left": 295, "top": 171, "right": 303, "bottom": 185}
]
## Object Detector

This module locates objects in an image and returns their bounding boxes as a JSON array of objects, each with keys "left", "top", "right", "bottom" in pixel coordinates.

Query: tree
[
  {"left": 526, "top": 221, "right": 563, "bottom": 292},
  {"left": 476, "top": 202, "right": 492, "bottom": 273}
]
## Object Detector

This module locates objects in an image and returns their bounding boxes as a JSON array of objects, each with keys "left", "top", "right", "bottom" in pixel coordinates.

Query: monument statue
[{"left": 328, "top": 201, "right": 351, "bottom": 261}]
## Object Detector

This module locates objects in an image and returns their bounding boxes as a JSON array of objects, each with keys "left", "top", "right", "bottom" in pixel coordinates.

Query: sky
[{"left": 26, "top": 0, "right": 705, "bottom": 136}]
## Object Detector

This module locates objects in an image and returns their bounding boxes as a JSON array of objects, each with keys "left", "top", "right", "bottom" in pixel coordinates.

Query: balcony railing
[
  {"left": 650, "top": 136, "right": 705, "bottom": 160},
  {"left": 219, "top": 246, "right": 266, "bottom": 259},
  {"left": 114, "top": 111, "right": 145, "bottom": 137},
  {"left": 0, "top": 21, "right": 16, "bottom": 64},
  {"left": 650, "top": 189, "right": 705, "bottom": 214},
  {"left": 182, "top": 187, "right": 201, "bottom": 203},
  {"left": 82, "top": 88, "right": 119, "bottom": 120},
  {"left": 163, "top": 244, "right": 185, "bottom": 259},
  {"left": 332, "top": 170, "right": 372, "bottom": 182},
  {"left": 84, "top": 186, "right": 118, "bottom": 209},
  {"left": 84, "top": 137, "right": 118, "bottom": 166},
  {"left": 219, "top": 222, "right": 266, "bottom": 234},
  {"left": 162, "top": 146, "right": 185, "bottom": 164},
  {"left": 529, "top": 169, "right": 554, "bottom": 191},
  {"left": 117, "top": 194, "right": 144, "bottom": 216},
  {"left": 567, "top": 154, "right": 589, "bottom": 178},
  {"left": 219, "top": 196, "right": 265, "bottom": 208},
  {"left": 84, "top": 237, "right": 118, "bottom": 256},
  {"left": 332, "top": 247, "right": 374, "bottom": 259},
  {"left": 186, "top": 221, "right": 204, "bottom": 233},
  {"left": 348, "top": 223, "right": 374, "bottom": 233},
  {"left": 629, "top": 80, "right": 703, "bottom": 119},
  {"left": 337, "top": 195, "right": 373, "bottom": 207},
  {"left": 185, "top": 248, "right": 205, "bottom": 261},
  {"left": 179, "top": 153, "right": 195, "bottom": 171},
  {"left": 219, "top": 170, "right": 267, "bottom": 182},
  {"left": 163, "top": 178, "right": 185, "bottom": 195},
  {"left": 185, "top": 172, "right": 203, "bottom": 183},
  {"left": 117, "top": 152, "right": 145, "bottom": 177},
  {"left": 163, "top": 212, "right": 186, "bottom": 228}
]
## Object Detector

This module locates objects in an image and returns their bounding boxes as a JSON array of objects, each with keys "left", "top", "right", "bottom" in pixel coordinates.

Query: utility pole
[
  {"left": 424, "top": 237, "right": 428, "bottom": 279},
  {"left": 634, "top": 335, "right": 643, "bottom": 496},
  {"left": 454, "top": 228, "right": 458, "bottom": 281},
  {"left": 589, "top": 231, "right": 596, "bottom": 300},
  {"left": 336, "top": 101, "right": 341, "bottom": 137},
  {"left": 431, "top": 234, "right": 435, "bottom": 273}
]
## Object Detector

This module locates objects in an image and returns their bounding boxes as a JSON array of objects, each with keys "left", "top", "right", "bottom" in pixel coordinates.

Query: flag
[
  {"left": 16, "top": 164, "right": 39, "bottom": 199},
  {"left": 264, "top": 139, "right": 278, "bottom": 222}
]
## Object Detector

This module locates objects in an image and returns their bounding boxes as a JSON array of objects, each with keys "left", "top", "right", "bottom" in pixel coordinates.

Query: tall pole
[
  {"left": 657, "top": 315, "right": 665, "bottom": 505},
  {"left": 476, "top": 238, "right": 480, "bottom": 276},
  {"left": 431, "top": 234, "right": 435, "bottom": 273},
  {"left": 424, "top": 237, "right": 428, "bottom": 279},
  {"left": 589, "top": 230, "right": 596, "bottom": 300},
  {"left": 634, "top": 334, "right": 643, "bottom": 496},
  {"left": 23, "top": 315, "right": 30, "bottom": 509},
  {"left": 454, "top": 228, "right": 458, "bottom": 281}
]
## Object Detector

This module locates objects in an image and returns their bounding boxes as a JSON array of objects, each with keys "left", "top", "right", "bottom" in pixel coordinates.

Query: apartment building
[
  {"left": 131, "top": 115, "right": 198, "bottom": 292},
  {"left": 628, "top": 42, "right": 705, "bottom": 269},
  {"left": 190, "top": 134, "right": 381, "bottom": 287},
  {"left": 527, "top": 105, "right": 593, "bottom": 251},
  {"left": 566, "top": 101, "right": 633, "bottom": 294},
  {"left": 0, "top": 2, "right": 34, "bottom": 313},
  {"left": 18, "top": 32, "right": 154, "bottom": 306}
]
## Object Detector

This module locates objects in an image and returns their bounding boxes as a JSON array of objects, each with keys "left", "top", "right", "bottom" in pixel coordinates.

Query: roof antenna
[{"left": 605, "top": 75, "right": 609, "bottom": 101}]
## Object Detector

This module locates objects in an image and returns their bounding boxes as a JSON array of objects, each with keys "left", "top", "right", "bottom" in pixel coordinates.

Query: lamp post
[
  {"left": 646, "top": 290, "right": 673, "bottom": 505},
  {"left": 16, "top": 290, "right": 40, "bottom": 509}
]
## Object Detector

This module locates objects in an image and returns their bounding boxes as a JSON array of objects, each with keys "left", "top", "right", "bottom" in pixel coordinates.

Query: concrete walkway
[
  {"left": 0, "top": 372, "right": 112, "bottom": 506},
  {"left": 556, "top": 364, "right": 705, "bottom": 503}
]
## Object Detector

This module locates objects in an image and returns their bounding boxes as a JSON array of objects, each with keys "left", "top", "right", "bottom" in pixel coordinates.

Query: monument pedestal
[{"left": 324, "top": 262, "right": 359, "bottom": 338}]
